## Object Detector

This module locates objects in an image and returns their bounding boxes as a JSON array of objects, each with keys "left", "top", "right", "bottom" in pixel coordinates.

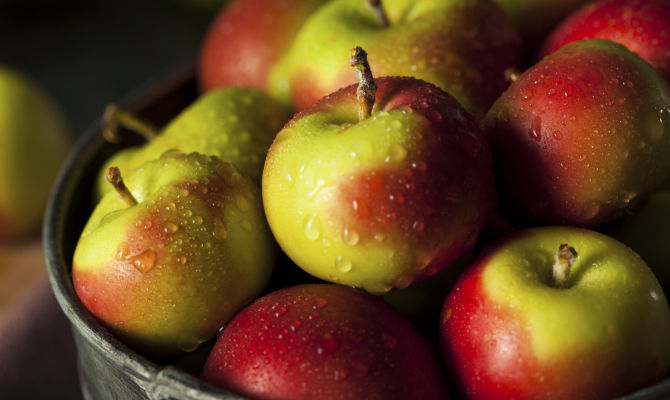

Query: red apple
[
  {"left": 482, "top": 39, "right": 670, "bottom": 227},
  {"left": 198, "top": 0, "right": 328, "bottom": 95},
  {"left": 280, "top": 0, "right": 522, "bottom": 118},
  {"left": 201, "top": 284, "right": 449, "bottom": 400},
  {"left": 440, "top": 226, "right": 670, "bottom": 399},
  {"left": 541, "top": 0, "right": 670, "bottom": 82},
  {"left": 263, "top": 48, "right": 496, "bottom": 294}
]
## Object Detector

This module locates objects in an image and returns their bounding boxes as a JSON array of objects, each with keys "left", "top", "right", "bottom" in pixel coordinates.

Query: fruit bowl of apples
[{"left": 45, "top": 0, "right": 670, "bottom": 399}]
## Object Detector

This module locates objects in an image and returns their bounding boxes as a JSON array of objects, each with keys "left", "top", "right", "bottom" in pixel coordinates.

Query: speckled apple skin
[
  {"left": 263, "top": 77, "right": 496, "bottom": 294},
  {"left": 73, "top": 152, "right": 276, "bottom": 356},
  {"left": 440, "top": 226, "right": 670, "bottom": 400},
  {"left": 283, "top": 0, "right": 522, "bottom": 118},
  {"left": 201, "top": 284, "right": 449, "bottom": 400},
  {"left": 198, "top": 0, "right": 329, "bottom": 97},
  {"left": 541, "top": 0, "right": 670, "bottom": 83},
  {"left": 483, "top": 39, "right": 670, "bottom": 227},
  {"left": 95, "top": 87, "right": 291, "bottom": 198}
]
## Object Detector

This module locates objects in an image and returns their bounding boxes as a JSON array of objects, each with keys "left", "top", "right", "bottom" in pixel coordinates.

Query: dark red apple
[
  {"left": 201, "top": 284, "right": 449, "bottom": 400},
  {"left": 482, "top": 39, "right": 670, "bottom": 227},
  {"left": 541, "top": 0, "right": 670, "bottom": 82}
]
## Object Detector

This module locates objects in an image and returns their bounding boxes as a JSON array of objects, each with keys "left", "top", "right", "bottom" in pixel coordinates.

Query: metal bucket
[{"left": 43, "top": 66, "right": 670, "bottom": 400}]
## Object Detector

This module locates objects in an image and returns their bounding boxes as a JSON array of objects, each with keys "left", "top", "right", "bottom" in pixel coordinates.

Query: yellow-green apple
[
  {"left": 541, "top": 0, "right": 670, "bottom": 82},
  {"left": 73, "top": 151, "right": 276, "bottom": 356},
  {"left": 281, "top": 0, "right": 522, "bottom": 118},
  {"left": 95, "top": 87, "right": 290, "bottom": 197},
  {"left": 201, "top": 283, "right": 449, "bottom": 399},
  {"left": 440, "top": 226, "right": 670, "bottom": 400},
  {"left": 0, "top": 67, "right": 70, "bottom": 239},
  {"left": 262, "top": 48, "right": 496, "bottom": 294},
  {"left": 604, "top": 191, "right": 670, "bottom": 296},
  {"left": 482, "top": 39, "right": 670, "bottom": 228},
  {"left": 198, "top": 0, "right": 329, "bottom": 100}
]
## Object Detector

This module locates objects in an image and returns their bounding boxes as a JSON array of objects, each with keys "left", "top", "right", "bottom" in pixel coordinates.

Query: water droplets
[
  {"left": 385, "top": 144, "right": 408, "bottom": 163},
  {"left": 343, "top": 227, "right": 360, "bottom": 246},
  {"left": 317, "top": 333, "right": 339, "bottom": 356},
  {"left": 130, "top": 249, "right": 157, "bottom": 273},
  {"left": 164, "top": 222, "right": 179, "bottom": 234},
  {"left": 303, "top": 215, "right": 321, "bottom": 241},
  {"left": 528, "top": 116, "right": 542, "bottom": 142},
  {"left": 335, "top": 256, "right": 352, "bottom": 273}
]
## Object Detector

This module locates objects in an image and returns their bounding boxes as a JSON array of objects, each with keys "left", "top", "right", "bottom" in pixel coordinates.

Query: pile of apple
[{"left": 71, "top": 0, "right": 670, "bottom": 399}]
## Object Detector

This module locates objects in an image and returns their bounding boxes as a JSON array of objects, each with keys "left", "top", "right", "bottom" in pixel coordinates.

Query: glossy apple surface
[
  {"left": 483, "top": 39, "right": 670, "bottom": 227},
  {"left": 73, "top": 152, "right": 276, "bottom": 355},
  {"left": 282, "top": 0, "right": 522, "bottom": 117},
  {"left": 198, "top": 0, "right": 328, "bottom": 98},
  {"left": 263, "top": 76, "right": 496, "bottom": 294},
  {"left": 201, "top": 283, "right": 448, "bottom": 400},
  {"left": 440, "top": 226, "right": 670, "bottom": 399},
  {"left": 541, "top": 0, "right": 670, "bottom": 82}
]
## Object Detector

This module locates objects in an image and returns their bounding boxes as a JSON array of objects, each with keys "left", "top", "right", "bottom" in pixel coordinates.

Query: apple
[
  {"left": 482, "top": 39, "right": 670, "bottom": 227},
  {"left": 281, "top": 0, "right": 522, "bottom": 118},
  {"left": 201, "top": 283, "right": 449, "bottom": 399},
  {"left": 541, "top": 0, "right": 670, "bottom": 83},
  {"left": 440, "top": 226, "right": 670, "bottom": 399},
  {"left": 95, "top": 87, "right": 291, "bottom": 198},
  {"left": 0, "top": 67, "right": 70, "bottom": 239},
  {"left": 604, "top": 190, "right": 670, "bottom": 296},
  {"left": 73, "top": 151, "right": 276, "bottom": 355},
  {"left": 198, "top": 0, "right": 329, "bottom": 101},
  {"left": 263, "top": 47, "right": 496, "bottom": 294}
]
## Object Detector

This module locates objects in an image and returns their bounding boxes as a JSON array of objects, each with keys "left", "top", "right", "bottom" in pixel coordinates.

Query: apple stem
[
  {"left": 106, "top": 166, "right": 138, "bottom": 207},
  {"left": 350, "top": 46, "right": 377, "bottom": 121},
  {"left": 102, "top": 104, "right": 158, "bottom": 143},
  {"left": 366, "top": 0, "right": 390, "bottom": 28},
  {"left": 504, "top": 67, "right": 520, "bottom": 84},
  {"left": 552, "top": 244, "right": 578, "bottom": 288}
]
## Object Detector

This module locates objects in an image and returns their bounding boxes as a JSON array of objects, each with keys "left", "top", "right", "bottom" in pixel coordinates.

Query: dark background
[{"left": 0, "top": 1, "right": 223, "bottom": 398}]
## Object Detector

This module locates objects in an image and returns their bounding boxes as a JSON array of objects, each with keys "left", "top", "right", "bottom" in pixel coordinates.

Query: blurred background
[{"left": 0, "top": 1, "right": 223, "bottom": 398}]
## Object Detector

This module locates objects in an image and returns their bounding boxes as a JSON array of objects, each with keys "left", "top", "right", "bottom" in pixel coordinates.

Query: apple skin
[
  {"left": 95, "top": 87, "right": 291, "bottom": 198},
  {"left": 440, "top": 226, "right": 670, "bottom": 400},
  {"left": 0, "top": 67, "right": 70, "bottom": 239},
  {"left": 604, "top": 190, "right": 670, "bottom": 296},
  {"left": 201, "top": 283, "right": 449, "bottom": 400},
  {"left": 482, "top": 39, "right": 670, "bottom": 228},
  {"left": 263, "top": 76, "right": 496, "bottom": 294},
  {"left": 540, "top": 0, "right": 670, "bottom": 83},
  {"left": 73, "top": 152, "right": 276, "bottom": 356},
  {"left": 282, "top": 0, "right": 522, "bottom": 118},
  {"left": 198, "top": 0, "right": 328, "bottom": 98}
]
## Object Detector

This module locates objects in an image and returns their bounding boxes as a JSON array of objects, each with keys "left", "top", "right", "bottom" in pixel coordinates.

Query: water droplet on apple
[
  {"left": 236, "top": 195, "right": 249, "bottom": 211},
  {"left": 382, "top": 332, "right": 398, "bottom": 349},
  {"left": 387, "top": 144, "right": 408, "bottom": 162},
  {"left": 165, "top": 202, "right": 176, "bottom": 212},
  {"left": 241, "top": 220, "right": 253, "bottom": 232},
  {"left": 312, "top": 298, "right": 328, "bottom": 309},
  {"left": 335, "top": 256, "right": 352, "bottom": 273},
  {"left": 343, "top": 227, "right": 360, "bottom": 246},
  {"left": 303, "top": 215, "right": 321, "bottom": 241},
  {"left": 308, "top": 179, "right": 326, "bottom": 198},
  {"left": 164, "top": 222, "right": 179, "bottom": 234},
  {"left": 317, "top": 333, "right": 339, "bottom": 356},
  {"left": 553, "top": 131, "right": 563, "bottom": 140},
  {"left": 192, "top": 216, "right": 204, "bottom": 225},
  {"left": 528, "top": 116, "right": 542, "bottom": 141},
  {"left": 129, "top": 249, "right": 157, "bottom": 273}
]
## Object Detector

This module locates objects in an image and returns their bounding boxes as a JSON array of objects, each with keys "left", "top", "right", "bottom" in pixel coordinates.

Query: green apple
[
  {"left": 280, "top": 0, "right": 522, "bottom": 118},
  {"left": 263, "top": 48, "right": 496, "bottom": 294},
  {"left": 73, "top": 151, "right": 276, "bottom": 355},
  {"left": 0, "top": 67, "right": 70, "bottom": 239},
  {"left": 95, "top": 87, "right": 291, "bottom": 198},
  {"left": 440, "top": 226, "right": 670, "bottom": 399}
]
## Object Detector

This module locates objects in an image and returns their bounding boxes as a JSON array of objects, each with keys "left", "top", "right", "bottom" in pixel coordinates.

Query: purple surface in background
[{"left": 0, "top": 277, "right": 81, "bottom": 399}]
